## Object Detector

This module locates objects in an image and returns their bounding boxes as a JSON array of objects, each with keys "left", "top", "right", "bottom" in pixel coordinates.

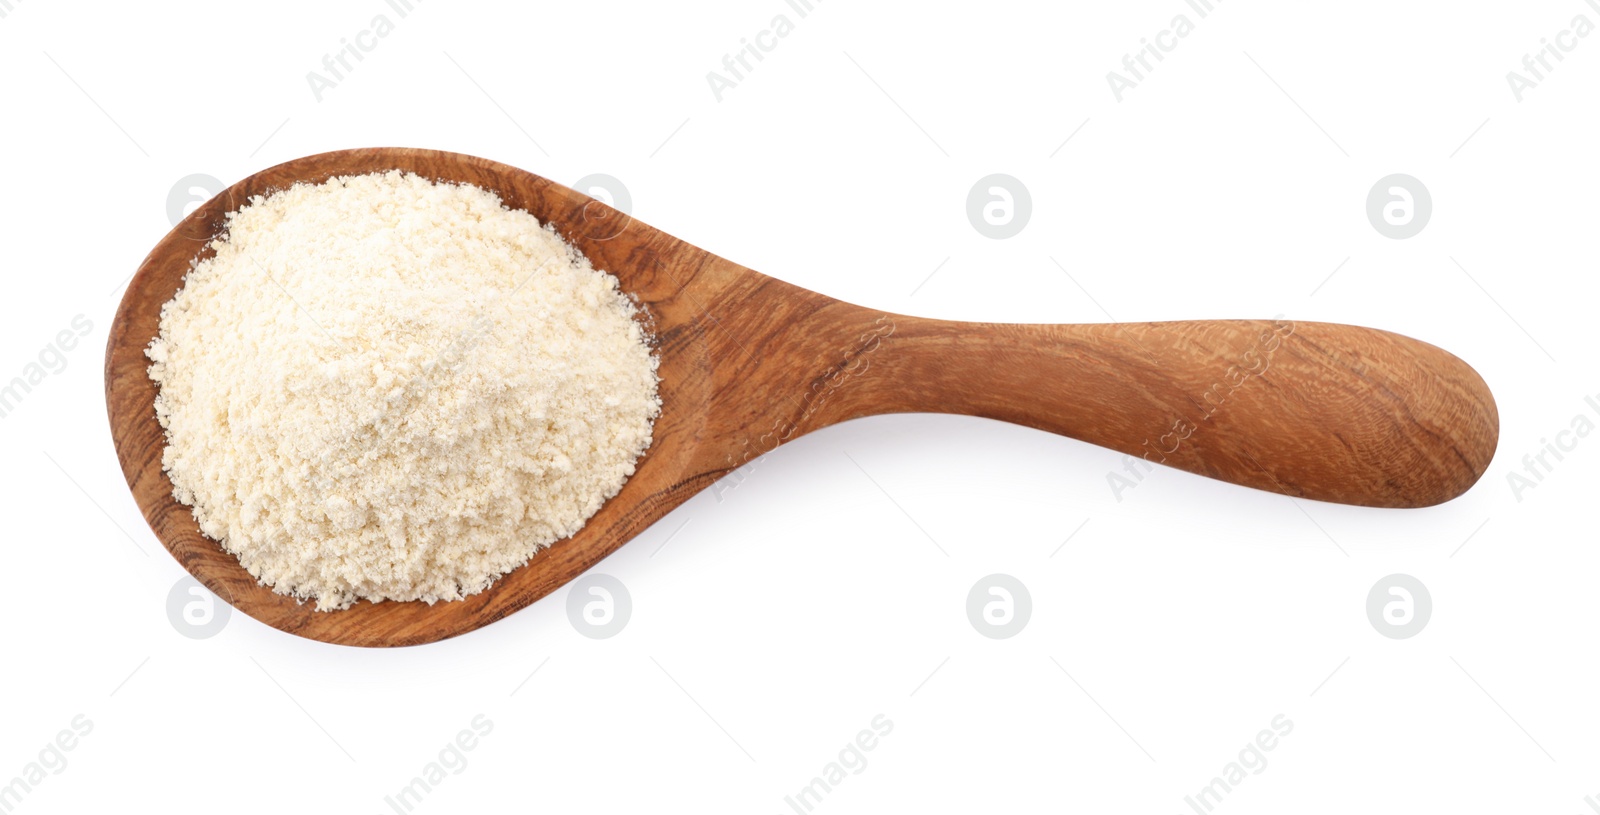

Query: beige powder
[{"left": 147, "top": 171, "right": 660, "bottom": 610}]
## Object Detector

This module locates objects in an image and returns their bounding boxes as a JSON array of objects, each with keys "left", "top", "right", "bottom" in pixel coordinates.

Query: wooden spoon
[{"left": 105, "top": 147, "right": 1499, "bottom": 647}]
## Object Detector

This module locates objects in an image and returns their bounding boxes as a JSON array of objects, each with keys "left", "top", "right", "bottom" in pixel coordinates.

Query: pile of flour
[{"left": 147, "top": 171, "right": 660, "bottom": 610}]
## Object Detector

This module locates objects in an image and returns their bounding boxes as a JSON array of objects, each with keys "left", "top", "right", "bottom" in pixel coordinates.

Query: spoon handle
[{"left": 790, "top": 315, "right": 1498, "bottom": 508}]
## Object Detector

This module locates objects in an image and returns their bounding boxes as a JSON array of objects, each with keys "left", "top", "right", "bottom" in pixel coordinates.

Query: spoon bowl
[{"left": 106, "top": 147, "right": 1499, "bottom": 646}]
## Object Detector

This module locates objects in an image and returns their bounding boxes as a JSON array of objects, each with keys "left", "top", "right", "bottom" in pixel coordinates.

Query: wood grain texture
[{"left": 105, "top": 148, "right": 1499, "bottom": 647}]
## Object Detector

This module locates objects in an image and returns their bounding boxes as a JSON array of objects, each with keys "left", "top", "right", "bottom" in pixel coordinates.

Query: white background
[{"left": 1, "top": 1, "right": 1596, "bottom": 812}]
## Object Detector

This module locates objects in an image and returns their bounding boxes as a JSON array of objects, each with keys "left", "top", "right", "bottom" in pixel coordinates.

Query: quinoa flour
[{"left": 147, "top": 171, "right": 660, "bottom": 610}]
